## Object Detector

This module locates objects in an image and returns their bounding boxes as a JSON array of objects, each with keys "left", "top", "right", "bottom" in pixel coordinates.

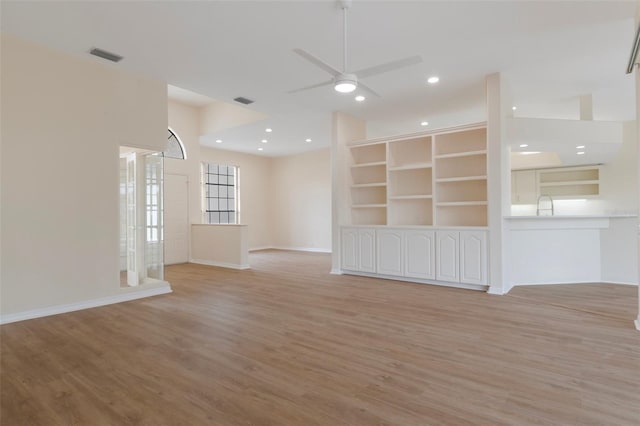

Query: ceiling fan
[{"left": 288, "top": 0, "right": 423, "bottom": 97}]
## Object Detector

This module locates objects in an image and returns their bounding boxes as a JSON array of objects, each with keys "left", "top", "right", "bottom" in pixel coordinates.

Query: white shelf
[
  {"left": 434, "top": 150, "right": 487, "bottom": 159},
  {"left": 540, "top": 180, "right": 599, "bottom": 187},
  {"left": 352, "top": 204, "right": 387, "bottom": 208},
  {"left": 389, "top": 195, "right": 433, "bottom": 200},
  {"left": 436, "top": 175, "right": 487, "bottom": 183},
  {"left": 351, "top": 182, "right": 386, "bottom": 188},
  {"left": 348, "top": 124, "right": 487, "bottom": 228},
  {"left": 351, "top": 161, "right": 386, "bottom": 168},
  {"left": 388, "top": 162, "right": 432, "bottom": 171},
  {"left": 436, "top": 201, "right": 488, "bottom": 207}
]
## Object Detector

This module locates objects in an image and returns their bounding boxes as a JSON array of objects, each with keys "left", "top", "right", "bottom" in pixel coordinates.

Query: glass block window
[
  {"left": 164, "top": 129, "right": 186, "bottom": 159},
  {"left": 203, "top": 163, "right": 238, "bottom": 224}
]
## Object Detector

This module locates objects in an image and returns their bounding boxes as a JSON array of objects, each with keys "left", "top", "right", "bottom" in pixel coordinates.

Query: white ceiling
[{"left": 1, "top": 1, "right": 637, "bottom": 157}]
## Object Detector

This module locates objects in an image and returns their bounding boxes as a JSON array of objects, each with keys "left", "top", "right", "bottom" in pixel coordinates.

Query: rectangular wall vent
[
  {"left": 89, "top": 48, "right": 123, "bottom": 63},
  {"left": 234, "top": 97, "right": 254, "bottom": 105}
]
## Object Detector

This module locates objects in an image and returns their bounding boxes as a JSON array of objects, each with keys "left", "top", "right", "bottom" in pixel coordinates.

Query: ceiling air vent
[
  {"left": 89, "top": 48, "right": 123, "bottom": 63},
  {"left": 234, "top": 97, "right": 254, "bottom": 105}
]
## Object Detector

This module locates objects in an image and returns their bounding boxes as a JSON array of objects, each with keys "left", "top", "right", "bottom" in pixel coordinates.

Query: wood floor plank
[{"left": 2, "top": 249, "right": 639, "bottom": 425}]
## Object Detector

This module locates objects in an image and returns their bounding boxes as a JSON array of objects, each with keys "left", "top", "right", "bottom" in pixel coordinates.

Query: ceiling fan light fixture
[{"left": 334, "top": 74, "right": 357, "bottom": 93}]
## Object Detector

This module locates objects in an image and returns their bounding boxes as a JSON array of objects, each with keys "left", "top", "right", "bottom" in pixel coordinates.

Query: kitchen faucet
[{"left": 536, "top": 194, "right": 554, "bottom": 216}]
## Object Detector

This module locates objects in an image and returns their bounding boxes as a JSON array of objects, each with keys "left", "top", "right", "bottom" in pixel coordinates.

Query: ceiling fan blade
[
  {"left": 354, "top": 55, "right": 423, "bottom": 79},
  {"left": 287, "top": 79, "right": 334, "bottom": 94},
  {"left": 357, "top": 81, "right": 381, "bottom": 98},
  {"left": 293, "top": 48, "right": 342, "bottom": 77}
]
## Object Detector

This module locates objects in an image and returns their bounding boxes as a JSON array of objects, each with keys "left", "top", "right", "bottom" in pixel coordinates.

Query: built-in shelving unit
[
  {"left": 350, "top": 142, "right": 387, "bottom": 225},
  {"left": 347, "top": 125, "right": 487, "bottom": 227},
  {"left": 433, "top": 128, "right": 487, "bottom": 227},
  {"left": 343, "top": 123, "right": 489, "bottom": 290},
  {"left": 538, "top": 166, "right": 600, "bottom": 198}
]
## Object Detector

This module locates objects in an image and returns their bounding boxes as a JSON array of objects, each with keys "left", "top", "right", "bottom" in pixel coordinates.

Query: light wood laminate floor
[{"left": 2, "top": 250, "right": 639, "bottom": 425}]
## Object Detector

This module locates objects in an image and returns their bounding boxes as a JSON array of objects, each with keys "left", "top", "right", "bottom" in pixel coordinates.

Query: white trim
[
  {"left": 342, "top": 270, "right": 488, "bottom": 292},
  {"left": 167, "top": 126, "right": 187, "bottom": 159},
  {"left": 249, "top": 246, "right": 273, "bottom": 252},
  {"left": 510, "top": 281, "right": 639, "bottom": 287},
  {"left": 0, "top": 284, "right": 172, "bottom": 325},
  {"left": 330, "top": 269, "right": 343, "bottom": 275},
  {"left": 602, "top": 281, "right": 639, "bottom": 286},
  {"left": 190, "top": 258, "right": 250, "bottom": 270},
  {"left": 487, "top": 286, "right": 507, "bottom": 295},
  {"left": 348, "top": 122, "right": 486, "bottom": 147},
  {"left": 270, "top": 246, "right": 332, "bottom": 253},
  {"left": 635, "top": 318, "right": 640, "bottom": 331},
  {"left": 249, "top": 246, "right": 332, "bottom": 253}
]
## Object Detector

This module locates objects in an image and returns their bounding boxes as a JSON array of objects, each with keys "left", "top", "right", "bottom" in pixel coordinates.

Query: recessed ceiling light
[
  {"left": 521, "top": 151, "right": 541, "bottom": 155},
  {"left": 355, "top": 95, "right": 365, "bottom": 102},
  {"left": 215, "top": 139, "right": 222, "bottom": 144},
  {"left": 261, "top": 139, "right": 268, "bottom": 143},
  {"left": 305, "top": 138, "right": 312, "bottom": 143},
  {"left": 577, "top": 151, "right": 585, "bottom": 155},
  {"left": 258, "top": 147, "right": 264, "bottom": 151},
  {"left": 265, "top": 128, "right": 272, "bottom": 133},
  {"left": 512, "top": 106, "right": 517, "bottom": 111},
  {"left": 420, "top": 121, "right": 429, "bottom": 126},
  {"left": 576, "top": 145, "right": 585, "bottom": 149},
  {"left": 519, "top": 144, "right": 528, "bottom": 148},
  {"left": 427, "top": 76, "right": 439, "bottom": 84}
]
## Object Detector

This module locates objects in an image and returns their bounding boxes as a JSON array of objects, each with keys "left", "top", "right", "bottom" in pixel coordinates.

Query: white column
[
  {"left": 331, "top": 112, "right": 366, "bottom": 273},
  {"left": 486, "top": 73, "right": 512, "bottom": 295},
  {"left": 636, "top": 12, "right": 640, "bottom": 331},
  {"left": 579, "top": 94, "right": 593, "bottom": 121},
  {"left": 635, "top": 16, "right": 640, "bottom": 331}
]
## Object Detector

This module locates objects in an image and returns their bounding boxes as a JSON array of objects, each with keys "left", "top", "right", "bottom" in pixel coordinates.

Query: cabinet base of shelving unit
[{"left": 341, "top": 270, "right": 488, "bottom": 292}]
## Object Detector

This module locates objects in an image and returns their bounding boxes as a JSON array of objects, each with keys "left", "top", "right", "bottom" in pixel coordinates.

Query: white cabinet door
[
  {"left": 377, "top": 229, "right": 403, "bottom": 276},
  {"left": 358, "top": 229, "right": 376, "bottom": 273},
  {"left": 404, "top": 230, "right": 435, "bottom": 279},
  {"left": 436, "top": 231, "right": 459, "bottom": 282},
  {"left": 460, "top": 231, "right": 487, "bottom": 285},
  {"left": 341, "top": 228, "right": 358, "bottom": 271},
  {"left": 512, "top": 170, "right": 537, "bottom": 204}
]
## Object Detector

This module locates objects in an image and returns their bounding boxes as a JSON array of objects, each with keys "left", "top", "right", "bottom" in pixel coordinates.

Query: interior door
[
  {"left": 164, "top": 174, "right": 189, "bottom": 265},
  {"left": 125, "top": 153, "right": 138, "bottom": 286}
]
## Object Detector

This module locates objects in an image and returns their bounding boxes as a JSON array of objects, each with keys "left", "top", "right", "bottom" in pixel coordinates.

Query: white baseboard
[
  {"left": 0, "top": 284, "right": 172, "bottom": 325},
  {"left": 270, "top": 246, "right": 332, "bottom": 253},
  {"left": 342, "top": 270, "right": 487, "bottom": 292},
  {"left": 249, "top": 246, "right": 272, "bottom": 252},
  {"left": 511, "top": 281, "right": 638, "bottom": 287},
  {"left": 190, "top": 258, "right": 250, "bottom": 270},
  {"left": 635, "top": 318, "right": 640, "bottom": 331},
  {"left": 602, "top": 281, "right": 638, "bottom": 286},
  {"left": 249, "top": 246, "right": 332, "bottom": 253},
  {"left": 487, "top": 286, "right": 507, "bottom": 295},
  {"left": 330, "top": 268, "right": 343, "bottom": 275}
]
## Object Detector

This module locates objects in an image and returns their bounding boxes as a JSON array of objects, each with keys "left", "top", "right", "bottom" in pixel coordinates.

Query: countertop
[{"left": 504, "top": 214, "right": 637, "bottom": 220}]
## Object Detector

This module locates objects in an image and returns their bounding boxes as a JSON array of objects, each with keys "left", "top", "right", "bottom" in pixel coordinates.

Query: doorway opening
[{"left": 119, "top": 146, "right": 164, "bottom": 287}]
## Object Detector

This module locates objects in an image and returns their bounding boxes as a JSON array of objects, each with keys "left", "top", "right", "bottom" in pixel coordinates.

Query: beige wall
[
  {"left": 1, "top": 35, "right": 167, "bottom": 316},
  {"left": 168, "top": 101, "right": 333, "bottom": 253},
  {"left": 191, "top": 224, "right": 249, "bottom": 269},
  {"left": 200, "top": 100, "right": 267, "bottom": 135},
  {"left": 600, "top": 121, "right": 638, "bottom": 214},
  {"left": 199, "top": 146, "right": 273, "bottom": 250},
  {"left": 165, "top": 101, "right": 202, "bottom": 226},
  {"left": 271, "top": 149, "right": 332, "bottom": 251}
]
